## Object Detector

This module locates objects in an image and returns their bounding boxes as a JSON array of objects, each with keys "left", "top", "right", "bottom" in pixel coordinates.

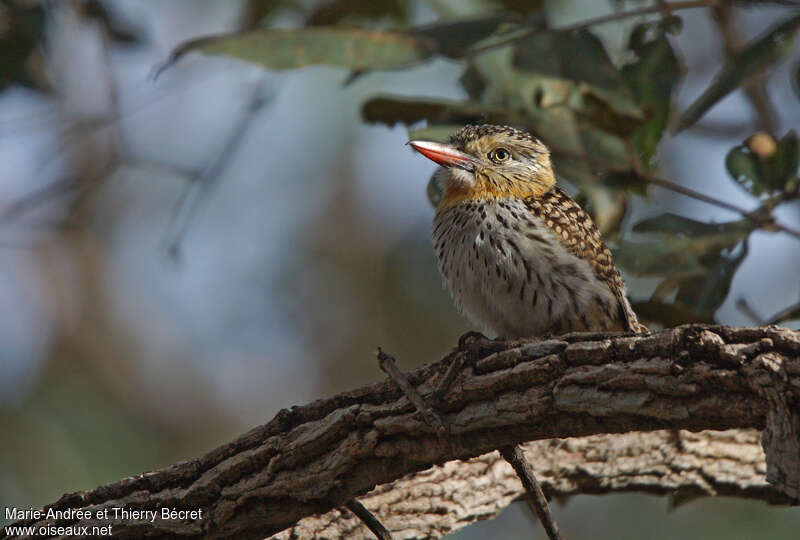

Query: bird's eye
[{"left": 490, "top": 148, "right": 511, "bottom": 162}]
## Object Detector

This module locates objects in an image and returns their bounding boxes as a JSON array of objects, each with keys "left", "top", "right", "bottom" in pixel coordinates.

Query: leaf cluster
[{"left": 166, "top": 0, "right": 800, "bottom": 327}]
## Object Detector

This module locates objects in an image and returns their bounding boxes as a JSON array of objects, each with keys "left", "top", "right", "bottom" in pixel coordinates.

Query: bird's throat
[{"left": 439, "top": 168, "right": 555, "bottom": 209}]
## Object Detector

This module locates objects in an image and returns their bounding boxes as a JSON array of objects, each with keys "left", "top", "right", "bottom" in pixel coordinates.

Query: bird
[{"left": 409, "top": 124, "right": 645, "bottom": 339}]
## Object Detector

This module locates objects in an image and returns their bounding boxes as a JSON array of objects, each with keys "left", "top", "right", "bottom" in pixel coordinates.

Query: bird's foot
[
  {"left": 457, "top": 330, "right": 489, "bottom": 350},
  {"left": 428, "top": 331, "right": 506, "bottom": 408},
  {"left": 457, "top": 330, "right": 507, "bottom": 355}
]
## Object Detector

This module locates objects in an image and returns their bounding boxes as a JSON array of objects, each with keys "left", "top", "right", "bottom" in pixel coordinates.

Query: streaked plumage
[{"left": 411, "top": 124, "right": 643, "bottom": 338}]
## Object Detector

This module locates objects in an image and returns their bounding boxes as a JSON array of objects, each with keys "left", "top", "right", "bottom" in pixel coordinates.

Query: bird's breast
[{"left": 433, "top": 198, "right": 622, "bottom": 338}]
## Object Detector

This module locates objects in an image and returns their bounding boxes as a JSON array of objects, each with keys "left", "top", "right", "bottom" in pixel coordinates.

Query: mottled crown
[{"left": 450, "top": 124, "right": 546, "bottom": 153}]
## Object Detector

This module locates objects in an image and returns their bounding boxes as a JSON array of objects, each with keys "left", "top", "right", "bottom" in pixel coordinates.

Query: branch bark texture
[
  {"left": 4, "top": 325, "right": 799, "bottom": 540},
  {"left": 277, "top": 429, "right": 773, "bottom": 539}
]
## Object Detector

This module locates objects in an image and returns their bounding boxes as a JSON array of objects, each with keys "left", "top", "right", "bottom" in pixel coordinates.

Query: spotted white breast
[{"left": 433, "top": 197, "right": 626, "bottom": 338}]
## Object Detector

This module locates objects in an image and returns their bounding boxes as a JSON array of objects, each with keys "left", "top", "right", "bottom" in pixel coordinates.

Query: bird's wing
[{"left": 523, "top": 188, "right": 645, "bottom": 332}]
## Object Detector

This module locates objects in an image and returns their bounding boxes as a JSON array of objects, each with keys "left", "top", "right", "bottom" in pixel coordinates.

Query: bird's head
[{"left": 409, "top": 124, "right": 555, "bottom": 209}]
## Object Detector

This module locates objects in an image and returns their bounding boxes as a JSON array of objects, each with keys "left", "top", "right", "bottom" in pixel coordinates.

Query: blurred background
[{"left": 0, "top": 0, "right": 799, "bottom": 538}]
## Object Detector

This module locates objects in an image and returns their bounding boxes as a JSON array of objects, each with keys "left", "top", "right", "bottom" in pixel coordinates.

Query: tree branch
[
  {"left": 381, "top": 345, "right": 563, "bottom": 539},
  {"left": 277, "top": 429, "right": 776, "bottom": 539},
  {"left": 3, "top": 325, "right": 799, "bottom": 540}
]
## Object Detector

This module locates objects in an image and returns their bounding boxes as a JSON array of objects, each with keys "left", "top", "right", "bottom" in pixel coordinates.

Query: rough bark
[
  {"left": 277, "top": 429, "right": 776, "bottom": 539},
  {"left": 3, "top": 325, "right": 799, "bottom": 540}
]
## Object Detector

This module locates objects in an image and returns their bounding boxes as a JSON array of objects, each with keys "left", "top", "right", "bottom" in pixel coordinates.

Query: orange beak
[{"left": 408, "top": 140, "right": 477, "bottom": 170}]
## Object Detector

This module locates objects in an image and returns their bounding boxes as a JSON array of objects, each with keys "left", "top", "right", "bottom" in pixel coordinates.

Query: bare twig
[
  {"left": 376, "top": 348, "right": 449, "bottom": 436},
  {"left": 343, "top": 499, "right": 393, "bottom": 540},
  {"left": 643, "top": 174, "right": 758, "bottom": 215},
  {"left": 736, "top": 298, "right": 766, "bottom": 325},
  {"left": 0, "top": 157, "right": 120, "bottom": 226},
  {"left": 162, "top": 78, "right": 273, "bottom": 260},
  {"left": 469, "top": 0, "right": 717, "bottom": 56},
  {"left": 558, "top": 0, "right": 718, "bottom": 32},
  {"left": 384, "top": 343, "right": 563, "bottom": 539},
  {"left": 687, "top": 119, "right": 756, "bottom": 137},
  {"left": 766, "top": 301, "right": 800, "bottom": 325},
  {"left": 739, "top": 297, "right": 800, "bottom": 325},
  {"left": 639, "top": 174, "right": 800, "bottom": 241},
  {"left": 499, "top": 445, "right": 563, "bottom": 540},
  {"left": 550, "top": 145, "right": 800, "bottom": 241}
]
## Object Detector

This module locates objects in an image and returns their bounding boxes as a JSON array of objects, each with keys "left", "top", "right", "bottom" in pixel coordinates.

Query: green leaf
[
  {"left": 362, "top": 96, "right": 508, "bottom": 126},
  {"left": 165, "top": 17, "right": 510, "bottom": 74},
  {"left": 407, "top": 124, "right": 461, "bottom": 142},
  {"left": 166, "top": 27, "right": 437, "bottom": 71},
  {"left": 0, "top": 1, "right": 47, "bottom": 90},
  {"left": 675, "top": 240, "right": 749, "bottom": 317},
  {"left": 725, "top": 146, "right": 764, "bottom": 195},
  {"left": 513, "top": 29, "right": 641, "bottom": 117},
  {"left": 624, "top": 214, "right": 753, "bottom": 320},
  {"left": 632, "top": 299, "right": 715, "bottom": 327},
  {"left": 618, "top": 215, "right": 751, "bottom": 279},
  {"left": 488, "top": 0, "right": 545, "bottom": 14},
  {"left": 622, "top": 18, "right": 683, "bottom": 167},
  {"left": 367, "top": 42, "right": 637, "bottom": 225},
  {"left": 659, "top": 14, "right": 684, "bottom": 36},
  {"left": 474, "top": 48, "right": 634, "bottom": 188},
  {"left": 725, "top": 131, "right": 799, "bottom": 196},
  {"left": 602, "top": 170, "right": 647, "bottom": 195},
  {"left": 579, "top": 93, "right": 643, "bottom": 139},
  {"left": 576, "top": 185, "right": 628, "bottom": 236},
  {"left": 676, "top": 13, "right": 800, "bottom": 132},
  {"left": 411, "top": 17, "right": 507, "bottom": 58},
  {"left": 460, "top": 62, "right": 489, "bottom": 100},
  {"left": 613, "top": 239, "right": 707, "bottom": 278},
  {"left": 764, "top": 130, "right": 799, "bottom": 192},
  {"left": 242, "top": 0, "right": 299, "bottom": 27},
  {"left": 83, "top": 0, "right": 140, "bottom": 43},
  {"left": 505, "top": 31, "right": 641, "bottom": 205},
  {"left": 633, "top": 213, "right": 752, "bottom": 237}
]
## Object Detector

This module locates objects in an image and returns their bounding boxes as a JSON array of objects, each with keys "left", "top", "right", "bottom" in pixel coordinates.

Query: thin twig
[
  {"left": 643, "top": 174, "right": 758, "bottom": 216},
  {"left": 551, "top": 146, "right": 800, "bottom": 241},
  {"left": 469, "top": 0, "right": 717, "bottom": 56},
  {"left": 344, "top": 498, "right": 393, "bottom": 540},
  {"left": 558, "top": 0, "right": 717, "bottom": 31},
  {"left": 162, "top": 78, "right": 274, "bottom": 260},
  {"left": 378, "top": 344, "right": 565, "bottom": 540},
  {"left": 376, "top": 348, "right": 449, "bottom": 436},
  {"left": 686, "top": 120, "right": 756, "bottom": 137},
  {"left": 642, "top": 174, "right": 800, "bottom": 241},
  {"left": 767, "top": 302, "right": 800, "bottom": 325},
  {"left": 736, "top": 298, "right": 766, "bottom": 325},
  {"left": 0, "top": 176, "right": 82, "bottom": 222},
  {"left": 430, "top": 351, "right": 465, "bottom": 408},
  {"left": 499, "top": 445, "right": 563, "bottom": 540},
  {"left": 740, "top": 297, "right": 800, "bottom": 326},
  {"left": 1, "top": 157, "right": 120, "bottom": 227}
]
